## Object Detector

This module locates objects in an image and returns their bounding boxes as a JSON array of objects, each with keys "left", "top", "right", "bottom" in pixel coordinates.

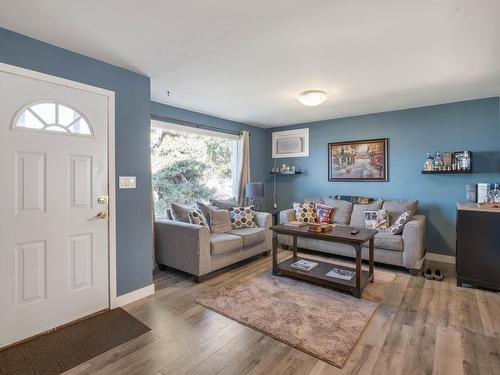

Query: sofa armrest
[
  {"left": 155, "top": 220, "right": 211, "bottom": 276},
  {"left": 402, "top": 214, "right": 426, "bottom": 269},
  {"left": 279, "top": 209, "right": 295, "bottom": 224},
  {"left": 255, "top": 212, "right": 272, "bottom": 229},
  {"left": 255, "top": 212, "right": 272, "bottom": 251}
]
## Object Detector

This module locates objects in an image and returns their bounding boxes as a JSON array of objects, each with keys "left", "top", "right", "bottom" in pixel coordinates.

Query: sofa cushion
[
  {"left": 210, "top": 233, "right": 243, "bottom": 255},
  {"left": 170, "top": 202, "right": 196, "bottom": 223},
  {"left": 350, "top": 199, "right": 383, "bottom": 227},
  {"left": 382, "top": 200, "right": 418, "bottom": 225},
  {"left": 323, "top": 198, "right": 353, "bottom": 225},
  {"left": 230, "top": 227, "right": 266, "bottom": 247},
  {"left": 363, "top": 231, "right": 403, "bottom": 251},
  {"left": 209, "top": 208, "right": 232, "bottom": 233},
  {"left": 210, "top": 198, "right": 238, "bottom": 209}
]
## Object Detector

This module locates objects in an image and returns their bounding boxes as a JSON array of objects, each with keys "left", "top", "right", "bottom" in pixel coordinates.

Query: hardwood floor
[{"left": 65, "top": 251, "right": 500, "bottom": 375}]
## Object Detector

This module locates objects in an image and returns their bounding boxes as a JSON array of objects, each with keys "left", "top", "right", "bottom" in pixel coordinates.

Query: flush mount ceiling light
[{"left": 297, "top": 90, "right": 328, "bottom": 106}]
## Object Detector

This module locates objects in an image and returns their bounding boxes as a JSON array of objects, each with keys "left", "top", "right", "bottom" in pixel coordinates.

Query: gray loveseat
[
  {"left": 278, "top": 196, "right": 426, "bottom": 274},
  {"left": 155, "top": 210, "right": 272, "bottom": 282}
]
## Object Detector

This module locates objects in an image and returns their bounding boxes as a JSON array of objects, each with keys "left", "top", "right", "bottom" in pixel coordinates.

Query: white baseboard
[
  {"left": 425, "top": 253, "right": 456, "bottom": 264},
  {"left": 115, "top": 283, "right": 155, "bottom": 307}
]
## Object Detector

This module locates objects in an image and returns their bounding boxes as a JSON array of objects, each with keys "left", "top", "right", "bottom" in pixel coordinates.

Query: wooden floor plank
[
  {"left": 432, "top": 326, "right": 464, "bottom": 375},
  {"left": 60, "top": 253, "right": 500, "bottom": 375}
]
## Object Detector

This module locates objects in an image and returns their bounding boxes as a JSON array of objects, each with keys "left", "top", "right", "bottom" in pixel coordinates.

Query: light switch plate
[{"left": 119, "top": 176, "right": 136, "bottom": 189}]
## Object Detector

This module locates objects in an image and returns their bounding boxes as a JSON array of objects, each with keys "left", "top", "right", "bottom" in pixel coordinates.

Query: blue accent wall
[
  {"left": 268, "top": 98, "right": 500, "bottom": 256},
  {"left": 151, "top": 102, "right": 271, "bottom": 207},
  {"left": 0, "top": 28, "right": 153, "bottom": 295}
]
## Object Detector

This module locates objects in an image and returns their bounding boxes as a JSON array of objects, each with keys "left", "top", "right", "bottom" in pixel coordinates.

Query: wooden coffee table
[{"left": 271, "top": 224, "right": 377, "bottom": 298}]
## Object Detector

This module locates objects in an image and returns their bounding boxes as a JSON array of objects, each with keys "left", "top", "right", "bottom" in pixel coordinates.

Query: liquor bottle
[
  {"left": 487, "top": 183, "right": 500, "bottom": 203},
  {"left": 433, "top": 152, "right": 443, "bottom": 171},
  {"left": 424, "top": 152, "right": 434, "bottom": 171}
]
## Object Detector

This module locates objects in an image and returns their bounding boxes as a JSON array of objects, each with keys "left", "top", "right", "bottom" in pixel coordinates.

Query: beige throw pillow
[
  {"left": 209, "top": 208, "right": 232, "bottom": 233},
  {"left": 323, "top": 198, "right": 353, "bottom": 225},
  {"left": 170, "top": 202, "right": 196, "bottom": 223}
]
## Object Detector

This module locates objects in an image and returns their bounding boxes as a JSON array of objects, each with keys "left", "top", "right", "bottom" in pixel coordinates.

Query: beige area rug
[{"left": 197, "top": 257, "right": 396, "bottom": 368}]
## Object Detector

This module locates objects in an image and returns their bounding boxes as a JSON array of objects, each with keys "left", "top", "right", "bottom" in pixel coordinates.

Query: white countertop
[{"left": 457, "top": 202, "right": 500, "bottom": 213}]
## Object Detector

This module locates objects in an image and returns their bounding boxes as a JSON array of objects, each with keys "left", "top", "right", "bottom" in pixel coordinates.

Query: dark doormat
[{"left": 0, "top": 308, "right": 151, "bottom": 375}]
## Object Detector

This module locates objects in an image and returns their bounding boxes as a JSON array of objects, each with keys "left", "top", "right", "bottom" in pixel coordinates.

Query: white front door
[{"left": 0, "top": 69, "right": 110, "bottom": 348}]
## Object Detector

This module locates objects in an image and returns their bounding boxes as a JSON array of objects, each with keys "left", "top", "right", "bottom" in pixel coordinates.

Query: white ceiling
[{"left": 1, "top": 1, "right": 500, "bottom": 127}]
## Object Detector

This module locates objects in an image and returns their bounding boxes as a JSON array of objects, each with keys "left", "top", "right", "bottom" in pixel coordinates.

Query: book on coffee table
[
  {"left": 326, "top": 267, "right": 355, "bottom": 280},
  {"left": 290, "top": 260, "right": 319, "bottom": 271}
]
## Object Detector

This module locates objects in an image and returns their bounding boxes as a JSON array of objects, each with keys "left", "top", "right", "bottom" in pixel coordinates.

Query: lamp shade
[{"left": 245, "top": 182, "right": 264, "bottom": 198}]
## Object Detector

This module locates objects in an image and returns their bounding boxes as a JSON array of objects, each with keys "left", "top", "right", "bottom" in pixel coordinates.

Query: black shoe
[
  {"left": 433, "top": 269, "right": 444, "bottom": 281},
  {"left": 424, "top": 268, "right": 433, "bottom": 280}
]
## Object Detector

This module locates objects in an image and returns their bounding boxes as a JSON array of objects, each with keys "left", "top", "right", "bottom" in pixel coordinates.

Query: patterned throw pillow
[
  {"left": 187, "top": 209, "right": 209, "bottom": 229},
  {"left": 228, "top": 206, "right": 256, "bottom": 229},
  {"left": 364, "top": 209, "right": 389, "bottom": 230},
  {"left": 293, "top": 202, "right": 317, "bottom": 223},
  {"left": 387, "top": 210, "right": 412, "bottom": 234},
  {"left": 315, "top": 204, "right": 335, "bottom": 224}
]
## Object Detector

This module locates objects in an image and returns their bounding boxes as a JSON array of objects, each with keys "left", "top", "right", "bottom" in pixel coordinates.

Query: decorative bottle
[
  {"left": 487, "top": 183, "right": 500, "bottom": 204},
  {"left": 424, "top": 152, "right": 434, "bottom": 171},
  {"left": 433, "top": 152, "right": 443, "bottom": 171}
]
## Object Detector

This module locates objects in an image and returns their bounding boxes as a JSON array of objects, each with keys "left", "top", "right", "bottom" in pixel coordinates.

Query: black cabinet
[{"left": 456, "top": 206, "right": 500, "bottom": 290}]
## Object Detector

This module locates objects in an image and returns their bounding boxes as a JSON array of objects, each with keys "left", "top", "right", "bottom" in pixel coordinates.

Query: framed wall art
[{"left": 328, "top": 138, "right": 389, "bottom": 181}]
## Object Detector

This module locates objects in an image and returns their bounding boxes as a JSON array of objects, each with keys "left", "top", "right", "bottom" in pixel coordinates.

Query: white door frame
[{"left": 0, "top": 62, "right": 118, "bottom": 309}]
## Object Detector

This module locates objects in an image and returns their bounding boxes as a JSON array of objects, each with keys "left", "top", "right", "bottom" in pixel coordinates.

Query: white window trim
[{"left": 151, "top": 119, "right": 240, "bottom": 140}]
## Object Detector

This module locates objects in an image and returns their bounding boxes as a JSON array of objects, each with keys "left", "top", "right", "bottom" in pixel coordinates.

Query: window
[
  {"left": 151, "top": 121, "right": 237, "bottom": 217},
  {"left": 12, "top": 101, "right": 94, "bottom": 136}
]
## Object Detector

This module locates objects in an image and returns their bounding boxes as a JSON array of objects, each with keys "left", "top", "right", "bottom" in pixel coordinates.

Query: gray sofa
[
  {"left": 155, "top": 211, "right": 272, "bottom": 282},
  {"left": 278, "top": 196, "right": 426, "bottom": 274}
]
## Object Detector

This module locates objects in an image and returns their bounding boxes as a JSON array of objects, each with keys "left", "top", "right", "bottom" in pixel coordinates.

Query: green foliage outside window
[{"left": 151, "top": 128, "right": 234, "bottom": 216}]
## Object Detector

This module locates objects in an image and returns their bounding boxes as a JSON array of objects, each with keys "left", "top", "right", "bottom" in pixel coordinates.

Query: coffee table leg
[
  {"left": 272, "top": 233, "right": 278, "bottom": 275},
  {"left": 355, "top": 244, "right": 361, "bottom": 298},
  {"left": 369, "top": 238, "right": 374, "bottom": 282},
  {"left": 292, "top": 235, "right": 298, "bottom": 261}
]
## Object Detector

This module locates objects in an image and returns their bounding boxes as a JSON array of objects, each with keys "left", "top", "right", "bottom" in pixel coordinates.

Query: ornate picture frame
[{"left": 328, "top": 138, "right": 389, "bottom": 182}]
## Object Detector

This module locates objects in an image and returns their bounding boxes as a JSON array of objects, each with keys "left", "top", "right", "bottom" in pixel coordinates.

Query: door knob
[
  {"left": 88, "top": 211, "right": 107, "bottom": 221},
  {"left": 97, "top": 196, "right": 109, "bottom": 205}
]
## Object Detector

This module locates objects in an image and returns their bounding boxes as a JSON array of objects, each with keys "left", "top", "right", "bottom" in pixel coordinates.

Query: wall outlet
[{"left": 119, "top": 176, "right": 136, "bottom": 189}]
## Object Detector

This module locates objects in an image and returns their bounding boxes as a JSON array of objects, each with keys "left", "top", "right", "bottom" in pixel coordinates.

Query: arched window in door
[{"left": 12, "top": 101, "right": 94, "bottom": 136}]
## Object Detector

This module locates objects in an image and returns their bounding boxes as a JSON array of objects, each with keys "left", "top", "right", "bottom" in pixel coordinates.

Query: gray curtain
[{"left": 232, "top": 130, "right": 250, "bottom": 206}]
